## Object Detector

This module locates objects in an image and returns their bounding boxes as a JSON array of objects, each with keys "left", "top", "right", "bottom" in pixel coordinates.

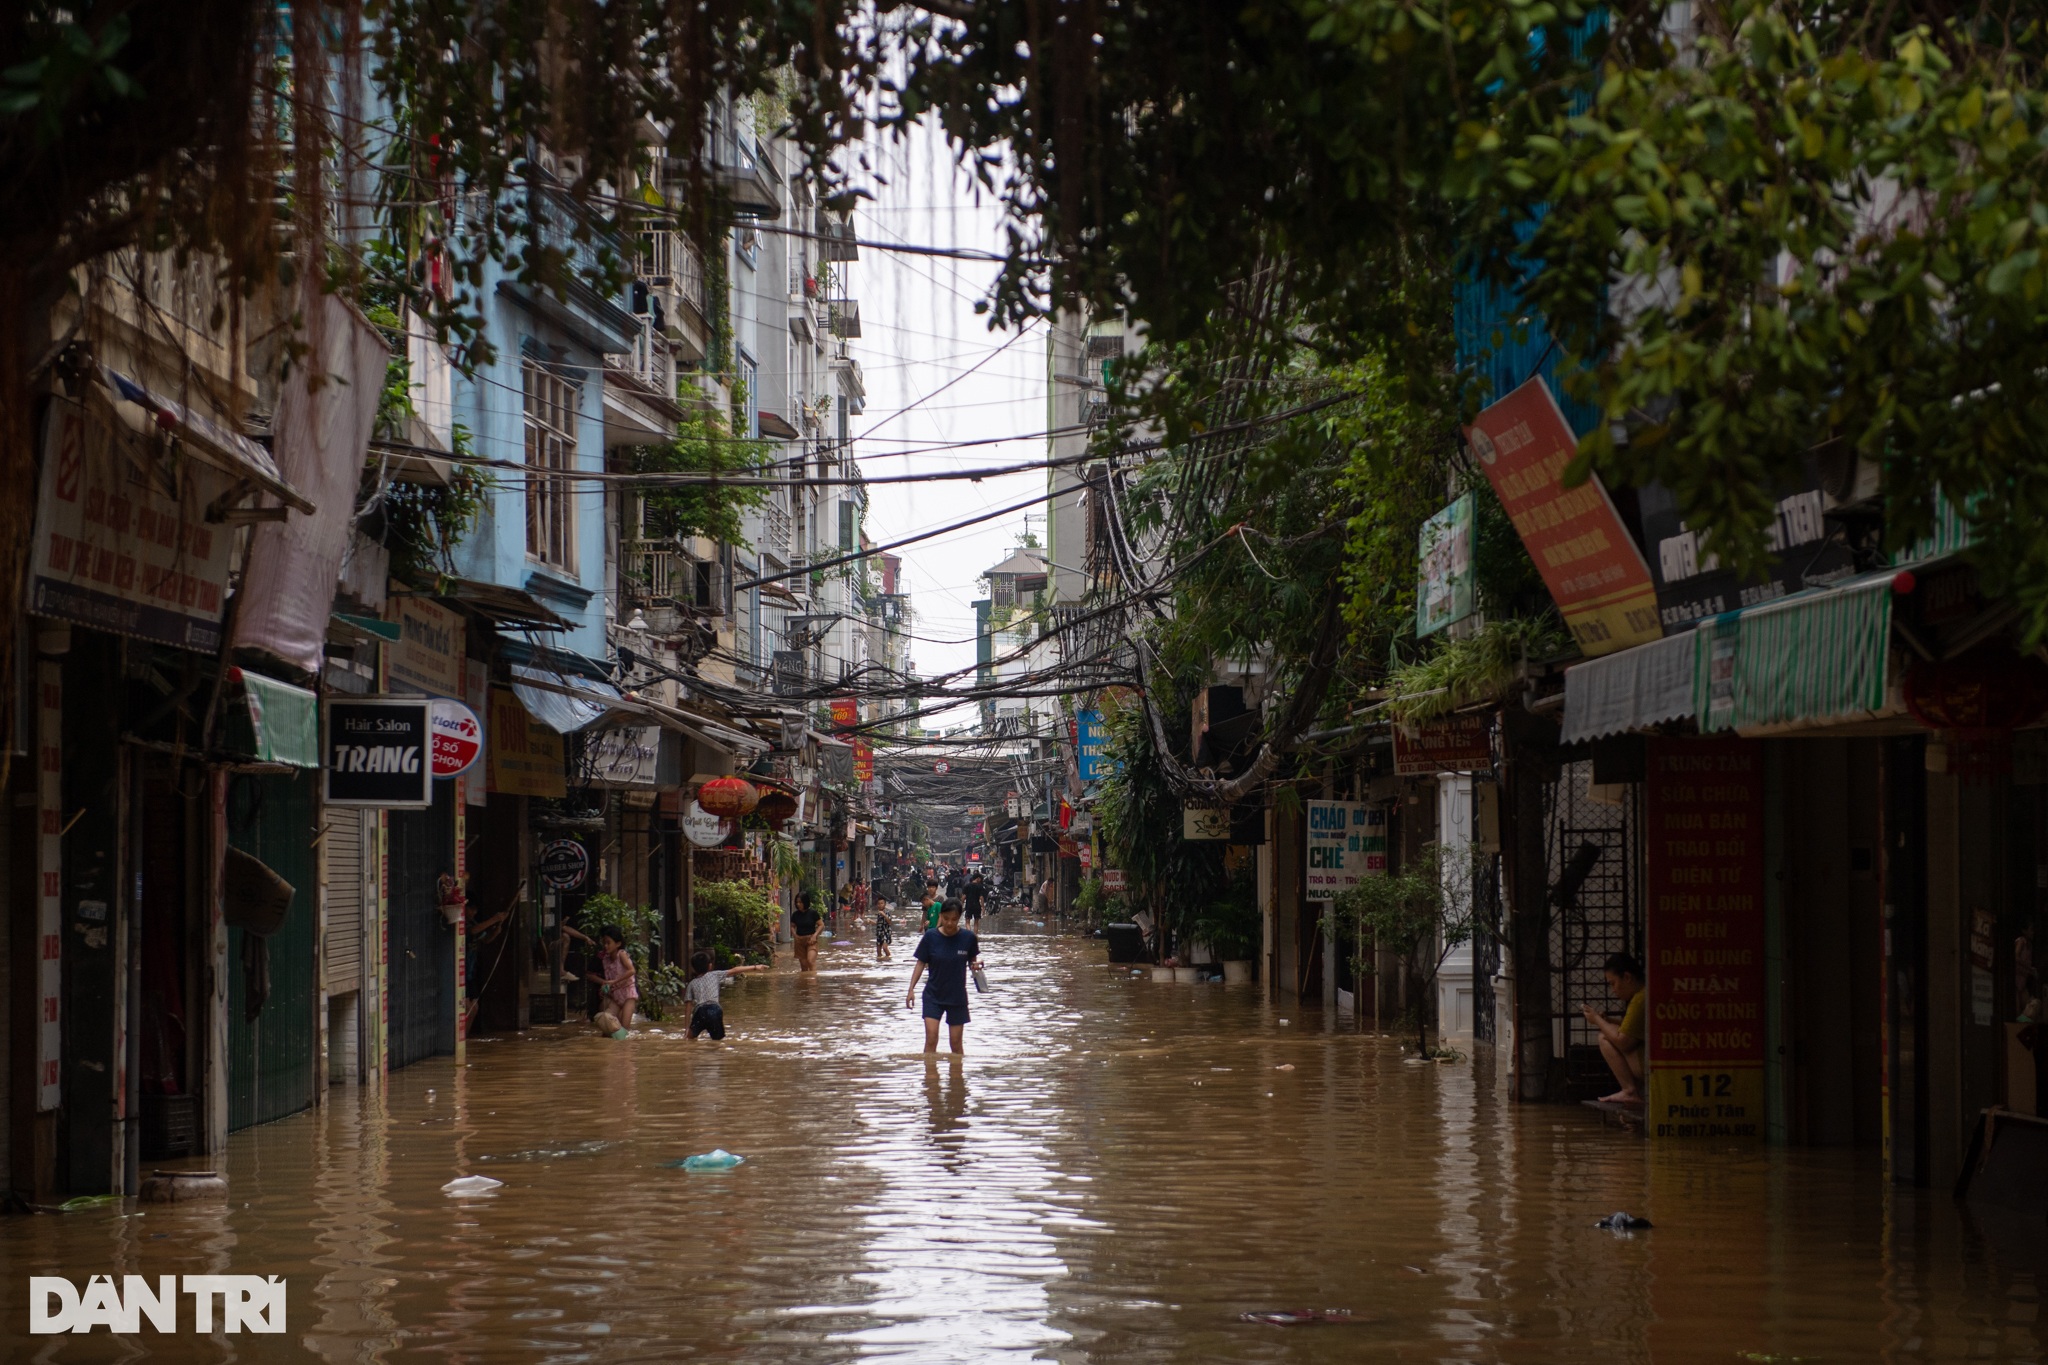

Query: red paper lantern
[
  {"left": 696, "top": 776, "right": 760, "bottom": 818},
  {"left": 755, "top": 789, "right": 798, "bottom": 827}
]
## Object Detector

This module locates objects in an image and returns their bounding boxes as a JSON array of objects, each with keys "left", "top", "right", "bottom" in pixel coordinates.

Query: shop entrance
[{"left": 387, "top": 780, "right": 457, "bottom": 1070}]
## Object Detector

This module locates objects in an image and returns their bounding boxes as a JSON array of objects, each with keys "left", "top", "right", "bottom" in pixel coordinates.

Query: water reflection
[{"left": 3, "top": 930, "right": 2046, "bottom": 1361}]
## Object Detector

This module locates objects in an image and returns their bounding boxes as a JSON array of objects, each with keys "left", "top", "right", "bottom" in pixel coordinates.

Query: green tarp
[{"left": 232, "top": 668, "right": 320, "bottom": 768}]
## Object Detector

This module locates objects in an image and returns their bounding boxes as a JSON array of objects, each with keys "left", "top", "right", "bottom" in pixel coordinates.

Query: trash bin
[{"left": 1104, "top": 922, "right": 1146, "bottom": 963}]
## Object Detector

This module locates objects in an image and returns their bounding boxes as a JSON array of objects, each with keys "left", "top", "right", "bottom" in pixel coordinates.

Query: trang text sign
[
  {"left": 1465, "top": 377, "right": 1661, "bottom": 656},
  {"left": 1645, "top": 737, "right": 1765, "bottom": 1139}
]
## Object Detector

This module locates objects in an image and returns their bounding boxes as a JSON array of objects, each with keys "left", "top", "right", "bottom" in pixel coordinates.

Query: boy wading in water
[
  {"left": 685, "top": 950, "right": 769, "bottom": 1040},
  {"left": 905, "top": 900, "right": 982, "bottom": 1054}
]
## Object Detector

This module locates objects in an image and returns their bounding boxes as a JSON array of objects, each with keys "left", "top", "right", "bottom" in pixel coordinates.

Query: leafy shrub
[
  {"left": 1192, "top": 862, "right": 1260, "bottom": 961},
  {"left": 575, "top": 892, "right": 672, "bottom": 1017},
  {"left": 693, "top": 880, "right": 780, "bottom": 964}
]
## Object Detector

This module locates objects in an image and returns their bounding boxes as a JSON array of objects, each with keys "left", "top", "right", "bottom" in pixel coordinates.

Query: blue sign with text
[{"left": 1076, "top": 709, "right": 1113, "bottom": 782}]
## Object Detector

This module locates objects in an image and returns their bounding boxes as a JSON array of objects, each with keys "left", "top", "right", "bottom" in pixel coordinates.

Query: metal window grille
[{"left": 524, "top": 362, "right": 578, "bottom": 568}]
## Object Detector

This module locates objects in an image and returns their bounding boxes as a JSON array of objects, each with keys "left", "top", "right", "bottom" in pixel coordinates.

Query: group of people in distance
[{"left": 577, "top": 866, "right": 993, "bottom": 1053}]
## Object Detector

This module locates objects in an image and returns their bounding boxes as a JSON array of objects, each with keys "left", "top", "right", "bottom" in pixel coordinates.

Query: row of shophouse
[
  {"left": 1033, "top": 289, "right": 2044, "bottom": 1191},
  {"left": 0, "top": 104, "right": 917, "bottom": 1202}
]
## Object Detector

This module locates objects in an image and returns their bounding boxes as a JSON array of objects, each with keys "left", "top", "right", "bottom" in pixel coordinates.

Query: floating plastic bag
[
  {"left": 1593, "top": 1211, "right": 1652, "bottom": 1230},
  {"left": 676, "top": 1149, "right": 745, "bottom": 1171},
  {"left": 442, "top": 1175, "right": 505, "bottom": 1196}
]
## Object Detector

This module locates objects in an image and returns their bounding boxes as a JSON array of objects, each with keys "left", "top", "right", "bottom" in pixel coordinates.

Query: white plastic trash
[
  {"left": 442, "top": 1175, "right": 505, "bottom": 1196},
  {"left": 681, "top": 1149, "right": 745, "bottom": 1171}
]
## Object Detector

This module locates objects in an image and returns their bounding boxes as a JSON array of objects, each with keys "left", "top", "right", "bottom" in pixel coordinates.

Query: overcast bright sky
[{"left": 849, "top": 120, "right": 1046, "bottom": 719}]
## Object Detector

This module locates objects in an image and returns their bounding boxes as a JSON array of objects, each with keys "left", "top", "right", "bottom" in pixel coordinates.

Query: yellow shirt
[{"left": 1618, "top": 988, "right": 1646, "bottom": 1043}]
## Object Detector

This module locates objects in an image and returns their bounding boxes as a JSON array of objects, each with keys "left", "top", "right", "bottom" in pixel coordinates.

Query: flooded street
[{"left": 6, "top": 926, "right": 2044, "bottom": 1363}]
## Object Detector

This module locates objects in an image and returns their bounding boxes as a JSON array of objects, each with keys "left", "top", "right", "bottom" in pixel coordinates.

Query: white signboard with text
[
  {"left": 1305, "top": 801, "right": 1388, "bottom": 901},
  {"left": 28, "top": 398, "right": 233, "bottom": 652}
]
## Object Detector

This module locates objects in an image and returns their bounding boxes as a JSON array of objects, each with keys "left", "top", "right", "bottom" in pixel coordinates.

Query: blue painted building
[{"left": 448, "top": 179, "right": 638, "bottom": 665}]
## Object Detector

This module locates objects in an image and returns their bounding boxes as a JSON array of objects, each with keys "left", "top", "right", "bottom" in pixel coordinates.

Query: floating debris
[
  {"left": 442, "top": 1176, "right": 505, "bottom": 1197},
  {"left": 1240, "top": 1308, "right": 1368, "bottom": 1327},
  {"left": 671, "top": 1150, "right": 745, "bottom": 1171},
  {"left": 1593, "top": 1211, "right": 1652, "bottom": 1231},
  {"left": 479, "top": 1140, "right": 618, "bottom": 1163}
]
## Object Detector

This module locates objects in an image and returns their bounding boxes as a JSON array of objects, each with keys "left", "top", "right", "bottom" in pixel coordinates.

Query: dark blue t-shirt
[{"left": 915, "top": 928, "right": 979, "bottom": 1001}]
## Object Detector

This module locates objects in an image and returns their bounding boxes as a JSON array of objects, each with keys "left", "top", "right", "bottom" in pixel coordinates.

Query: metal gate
[
  {"left": 1545, "top": 760, "right": 1642, "bottom": 1091},
  {"left": 1471, "top": 850, "right": 1503, "bottom": 1047},
  {"left": 387, "top": 781, "right": 456, "bottom": 1071}
]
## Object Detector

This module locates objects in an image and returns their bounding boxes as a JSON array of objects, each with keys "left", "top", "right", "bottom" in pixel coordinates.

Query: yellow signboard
[
  {"left": 485, "top": 686, "right": 565, "bottom": 798},
  {"left": 1647, "top": 1065, "right": 1764, "bottom": 1140}
]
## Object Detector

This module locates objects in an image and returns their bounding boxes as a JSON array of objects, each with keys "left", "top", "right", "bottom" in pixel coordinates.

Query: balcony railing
[
  {"left": 620, "top": 542, "right": 714, "bottom": 614},
  {"left": 763, "top": 502, "right": 793, "bottom": 558},
  {"left": 531, "top": 181, "right": 624, "bottom": 285}
]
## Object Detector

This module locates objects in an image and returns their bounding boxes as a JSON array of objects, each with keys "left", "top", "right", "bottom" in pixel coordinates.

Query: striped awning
[
  {"left": 1696, "top": 573, "right": 1896, "bottom": 733},
  {"left": 1560, "top": 630, "right": 1699, "bottom": 744}
]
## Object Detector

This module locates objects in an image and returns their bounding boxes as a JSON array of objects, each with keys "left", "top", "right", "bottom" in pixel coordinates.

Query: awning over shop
[
  {"left": 1559, "top": 572, "right": 1903, "bottom": 742},
  {"left": 1696, "top": 573, "right": 1897, "bottom": 734},
  {"left": 511, "top": 665, "right": 622, "bottom": 733},
  {"left": 100, "top": 367, "right": 315, "bottom": 514},
  {"left": 226, "top": 668, "right": 320, "bottom": 767},
  {"left": 1561, "top": 629, "right": 1700, "bottom": 743},
  {"left": 435, "top": 577, "right": 570, "bottom": 632}
]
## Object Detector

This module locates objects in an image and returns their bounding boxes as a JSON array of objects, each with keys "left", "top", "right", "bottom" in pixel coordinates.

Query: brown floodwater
[{"left": 4, "top": 924, "right": 2045, "bottom": 1362}]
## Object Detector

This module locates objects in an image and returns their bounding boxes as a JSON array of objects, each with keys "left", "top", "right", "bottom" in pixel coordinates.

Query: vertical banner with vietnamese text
[
  {"left": 1465, "top": 377, "right": 1662, "bottom": 656},
  {"left": 1645, "top": 737, "right": 1766, "bottom": 1138}
]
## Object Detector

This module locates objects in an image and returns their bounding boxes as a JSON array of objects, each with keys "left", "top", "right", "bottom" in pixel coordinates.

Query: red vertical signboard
[
  {"left": 1645, "top": 737, "right": 1766, "bottom": 1139},
  {"left": 1465, "top": 378, "right": 1662, "bottom": 656}
]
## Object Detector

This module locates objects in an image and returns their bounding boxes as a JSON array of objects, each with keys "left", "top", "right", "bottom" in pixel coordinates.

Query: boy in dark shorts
[
  {"left": 685, "top": 950, "right": 769, "bottom": 1040},
  {"left": 905, "top": 900, "right": 982, "bottom": 1054}
]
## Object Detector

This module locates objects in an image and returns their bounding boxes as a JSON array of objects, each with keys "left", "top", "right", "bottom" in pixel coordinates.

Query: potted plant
[{"left": 1194, "top": 864, "right": 1260, "bottom": 984}]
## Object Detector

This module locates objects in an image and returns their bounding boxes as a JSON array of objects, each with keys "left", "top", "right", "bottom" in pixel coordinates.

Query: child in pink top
[{"left": 587, "top": 925, "right": 639, "bottom": 1029}]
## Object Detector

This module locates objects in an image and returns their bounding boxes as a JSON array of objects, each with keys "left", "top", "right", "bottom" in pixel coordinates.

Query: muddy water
[{"left": 4, "top": 926, "right": 2045, "bottom": 1362}]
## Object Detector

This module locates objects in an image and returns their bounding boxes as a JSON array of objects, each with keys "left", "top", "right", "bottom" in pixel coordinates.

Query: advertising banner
[
  {"left": 486, "top": 686, "right": 566, "bottom": 798},
  {"left": 854, "top": 740, "right": 875, "bottom": 784},
  {"left": 1416, "top": 492, "right": 1476, "bottom": 638},
  {"left": 584, "top": 725, "right": 665, "bottom": 788},
  {"left": 1305, "top": 801, "right": 1388, "bottom": 901},
  {"left": 428, "top": 699, "right": 483, "bottom": 778},
  {"left": 324, "top": 699, "right": 432, "bottom": 807},
  {"left": 1645, "top": 737, "right": 1765, "bottom": 1139},
  {"left": 1639, "top": 477, "right": 1856, "bottom": 630},
  {"left": 385, "top": 595, "right": 464, "bottom": 698},
  {"left": 829, "top": 695, "right": 859, "bottom": 732},
  {"left": 1076, "top": 708, "right": 1112, "bottom": 781},
  {"left": 1392, "top": 714, "right": 1493, "bottom": 776},
  {"left": 1466, "top": 377, "right": 1661, "bottom": 656},
  {"left": 28, "top": 397, "right": 234, "bottom": 653}
]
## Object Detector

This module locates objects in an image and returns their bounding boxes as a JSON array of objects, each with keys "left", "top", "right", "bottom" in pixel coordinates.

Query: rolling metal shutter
[{"left": 324, "top": 809, "right": 366, "bottom": 993}]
